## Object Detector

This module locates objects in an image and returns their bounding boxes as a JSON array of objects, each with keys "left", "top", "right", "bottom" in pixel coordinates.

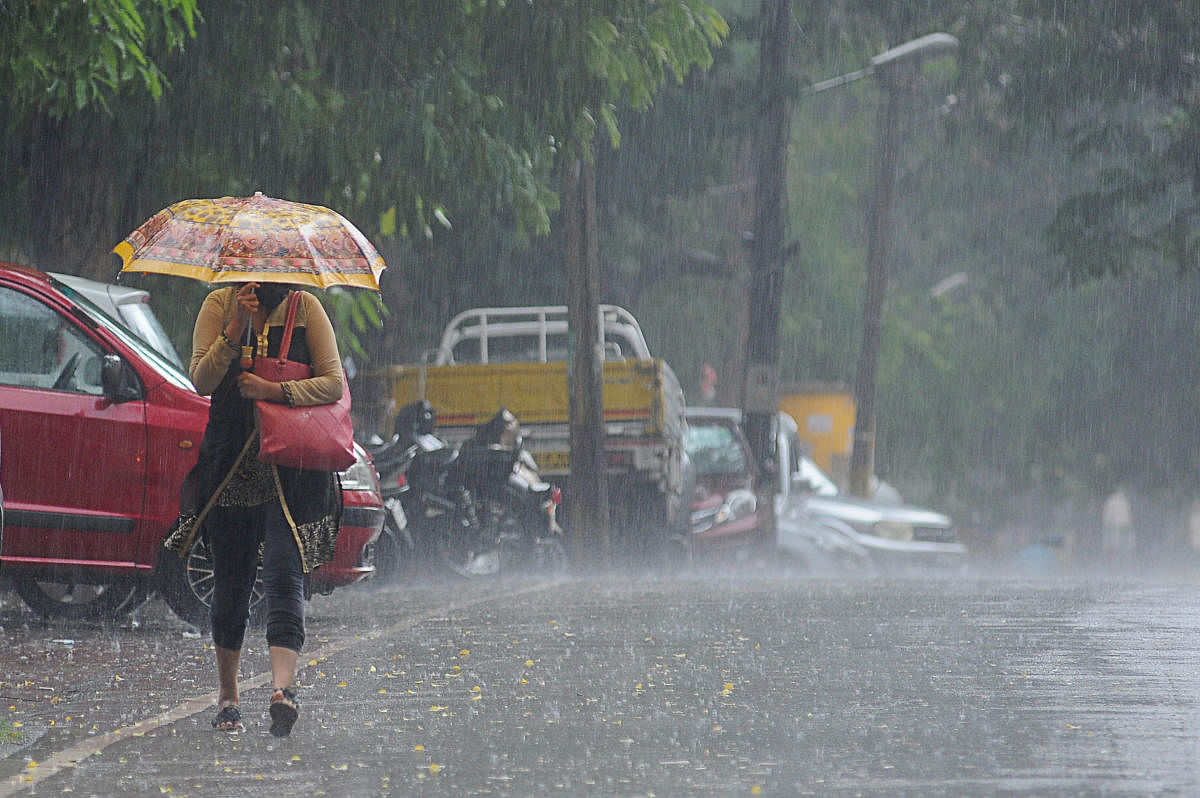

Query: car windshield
[
  {"left": 795, "top": 456, "right": 840, "bottom": 496},
  {"left": 684, "top": 422, "right": 747, "bottom": 476},
  {"left": 115, "top": 300, "right": 185, "bottom": 369},
  {"left": 51, "top": 278, "right": 195, "bottom": 392}
]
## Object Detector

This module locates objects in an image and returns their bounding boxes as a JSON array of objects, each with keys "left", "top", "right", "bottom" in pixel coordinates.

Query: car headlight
[
  {"left": 872, "top": 521, "right": 914, "bottom": 541},
  {"left": 716, "top": 489, "right": 757, "bottom": 524},
  {"left": 339, "top": 444, "right": 379, "bottom": 492}
]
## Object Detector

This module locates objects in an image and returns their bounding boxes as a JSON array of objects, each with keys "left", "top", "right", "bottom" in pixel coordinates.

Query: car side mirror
[{"left": 101, "top": 354, "right": 142, "bottom": 403}]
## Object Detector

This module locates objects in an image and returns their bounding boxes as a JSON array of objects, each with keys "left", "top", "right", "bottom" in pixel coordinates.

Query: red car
[
  {"left": 0, "top": 262, "right": 382, "bottom": 623},
  {"left": 682, "top": 407, "right": 775, "bottom": 557}
]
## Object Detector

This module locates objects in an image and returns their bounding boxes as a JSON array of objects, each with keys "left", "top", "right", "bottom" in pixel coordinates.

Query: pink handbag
[{"left": 253, "top": 291, "right": 356, "bottom": 472}]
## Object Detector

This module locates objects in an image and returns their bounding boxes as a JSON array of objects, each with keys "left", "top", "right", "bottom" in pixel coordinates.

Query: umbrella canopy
[{"left": 113, "top": 193, "right": 385, "bottom": 291}]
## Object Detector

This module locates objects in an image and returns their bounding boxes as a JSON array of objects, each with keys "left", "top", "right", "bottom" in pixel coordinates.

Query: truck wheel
[
  {"left": 157, "top": 539, "right": 266, "bottom": 628},
  {"left": 611, "top": 482, "right": 678, "bottom": 567},
  {"left": 13, "top": 577, "right": 149, "bottom": 621}
]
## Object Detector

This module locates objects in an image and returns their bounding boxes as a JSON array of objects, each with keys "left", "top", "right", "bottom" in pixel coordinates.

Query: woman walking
[{"left": 175, "top": 281, "right": 344, "bottom": 736}]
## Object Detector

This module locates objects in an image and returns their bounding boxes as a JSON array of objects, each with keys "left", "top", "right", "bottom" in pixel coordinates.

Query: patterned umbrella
[{"left": 113, "top": 193, "right": 385, "bottom": 290}]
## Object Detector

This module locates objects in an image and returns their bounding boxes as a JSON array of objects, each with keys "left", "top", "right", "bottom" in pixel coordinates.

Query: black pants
[{"left": 207, "top": 500, "right": 305, "bottom": 653}]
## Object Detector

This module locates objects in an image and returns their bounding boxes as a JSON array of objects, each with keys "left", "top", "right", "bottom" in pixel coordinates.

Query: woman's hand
[
  {"left": 235, "top": 372, "right": 285, "bottom": 402},
  {"left": 235, "top": 282, "right": 260, "bottom": 317},
  {"left": 223, "top": 283, "right": 260, "bottom": 343}
]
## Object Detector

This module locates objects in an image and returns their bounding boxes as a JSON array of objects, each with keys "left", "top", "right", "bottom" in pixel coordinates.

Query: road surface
[{"left": 3, "top": 567, "right": 1200, "bottom": 796}]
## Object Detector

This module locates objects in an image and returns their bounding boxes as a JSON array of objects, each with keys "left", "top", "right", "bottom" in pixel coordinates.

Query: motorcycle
[
  {"left": 369, "top": 401, "right": 566, "bottom": 579},
  {"left": 361, "top": 435, "right": 414, "bottom": 583}
]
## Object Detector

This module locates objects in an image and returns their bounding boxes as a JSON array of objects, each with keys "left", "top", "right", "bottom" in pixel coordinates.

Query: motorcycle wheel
[
  {"left": 526, "top": 535, "right": 569, "bottom": 575},
  {"left": 157, "top": 538, "right": 266, "bottom": 628},
  {"left": 370, "top": 512, "right": 412, "bottom": 583},
  {"left": 13, "top": 577, "right": 149, "bottom": 621},
  {"left": 438, "top": 531, "right": 501, "bottom": 579},
  {"left": 432, "top": 494, "right": 507, "bottom": 579},
  {"left": 484, "top": 490, "right": 568, "bottom": 576}
]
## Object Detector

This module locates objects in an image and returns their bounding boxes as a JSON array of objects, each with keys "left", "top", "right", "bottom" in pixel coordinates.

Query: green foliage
[
  {"left": 972, "top": 2, "right": 1200, "bottom": 280},
  {"left": 0, "top": 0, "right": 197, "bottom": 119},
  {"left": 0, "top": 0, "right": 725, "bottom": 360},
  {"left": 0, "top": 713, "right": 21, "bottom": 744},
  {"left": 323, "top": 287, "right": 387, "bottom": 362},
  {"left": 10, "top": 0, "right": 1200, "bottom": 529},
  {"left": 602, "top": 0, "right": 1200, "bottom": 521}
]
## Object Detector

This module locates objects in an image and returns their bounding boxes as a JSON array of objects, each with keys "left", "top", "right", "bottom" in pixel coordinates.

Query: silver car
[{"left": 774, "top": 412, "right": 966, "bottom": 573}]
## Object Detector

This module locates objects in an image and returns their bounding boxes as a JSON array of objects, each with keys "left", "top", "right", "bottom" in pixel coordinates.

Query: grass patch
[{"left": 1, "top": 715, "right": 24, "bottom": 745}]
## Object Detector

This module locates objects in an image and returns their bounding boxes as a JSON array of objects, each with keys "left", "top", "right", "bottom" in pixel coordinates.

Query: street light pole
[
  {"left": 847, "top": 33, "right": 958, "bottom": 498},
  {"left": 848, "top": 74, "right": 901, "bottom": 498}
]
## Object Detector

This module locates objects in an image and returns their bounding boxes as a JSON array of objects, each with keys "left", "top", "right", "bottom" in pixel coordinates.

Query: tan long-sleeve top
[{"left": 189, "top": 287, "right": 343, "bottom": 406}]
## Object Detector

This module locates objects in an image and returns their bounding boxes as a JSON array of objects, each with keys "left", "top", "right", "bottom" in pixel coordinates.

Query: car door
[{"left": 0, "top": 283, "right": 148, "bottom": 569}]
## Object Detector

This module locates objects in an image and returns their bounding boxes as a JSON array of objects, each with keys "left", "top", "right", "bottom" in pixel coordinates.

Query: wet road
[{"left": 3, "top": 569, "right": 1200, "bottom": 796}]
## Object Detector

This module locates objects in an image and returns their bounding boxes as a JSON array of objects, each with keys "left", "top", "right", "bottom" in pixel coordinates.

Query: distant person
[
  {"left": 1188, "top": 499, "right": 1200, "bottom": 552},
  {"left": 174, "top": 282, "right": 344, "bottom": 736},
  {"left": 1013, "top": 532, "right": 1065, "bottom": 576},
  {"left": 699, "top": 363, "right": 717, "bottom": 403},
  {"left": 1101, "top": 486, "right": 1135, "bottom": 556}
]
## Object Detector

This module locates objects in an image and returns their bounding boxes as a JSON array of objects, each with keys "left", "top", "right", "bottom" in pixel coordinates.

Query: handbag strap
[
  {"left": 174, "top": 431, "right": 258, "bottom": 557},
  {"left": 274, "top": 290, "right": 302, "bottom": 361}
]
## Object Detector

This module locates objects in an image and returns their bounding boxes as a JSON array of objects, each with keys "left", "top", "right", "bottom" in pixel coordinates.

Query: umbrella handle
[{"left": 240, "top": 325, "right": 254, "bottom": 371}]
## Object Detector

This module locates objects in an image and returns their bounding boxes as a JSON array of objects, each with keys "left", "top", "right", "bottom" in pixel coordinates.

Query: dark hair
[{"left": 254, "top": 283, "right": 297, "bottom": 312}]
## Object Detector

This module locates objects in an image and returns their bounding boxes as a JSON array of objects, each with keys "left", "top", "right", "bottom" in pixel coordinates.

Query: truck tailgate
[{"left": 384, "top": 359, "right": 682, "bottom": 476}]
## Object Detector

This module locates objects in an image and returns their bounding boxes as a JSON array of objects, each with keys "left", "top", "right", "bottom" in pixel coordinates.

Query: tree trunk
[
  {"left": 718, "top": 137, "right": 756, "bottom": 409},
  {"left": 29, "top": 114, "right": 120, "bottom": 279},
  {"left": 565, "top": 154, "right": 611, "bottom": 570}
]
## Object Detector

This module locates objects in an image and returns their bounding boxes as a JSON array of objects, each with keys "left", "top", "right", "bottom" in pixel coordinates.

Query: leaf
[{"left": 379, "top": 206, "right": 397, "bottom": 238}]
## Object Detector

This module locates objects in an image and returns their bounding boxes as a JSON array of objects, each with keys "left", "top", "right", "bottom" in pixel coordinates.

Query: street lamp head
[
  {"left": 804, "top": 32, "right": 960, "bottom": 96},
  {"left": 869, "top": 33, "right": 959, "bottom": 70}
]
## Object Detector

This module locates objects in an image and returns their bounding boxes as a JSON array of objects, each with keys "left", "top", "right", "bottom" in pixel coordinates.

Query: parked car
[
  {"left": 774, "top": 412, "right": 966, "bottom": 573},
  {"left": 681, "top": 407, "right": 774, "bottom": 558},
  {"left": 0, "top": 262, "right": 382, "bottom": 622}
]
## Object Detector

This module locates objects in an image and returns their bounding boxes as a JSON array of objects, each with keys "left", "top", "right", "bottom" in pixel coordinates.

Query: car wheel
[
  {"left": 157, "top": 538, "right": 266, "bottom": 628},
  {"left": 13, "top": 577, "right": 149, "bottom": 621}
]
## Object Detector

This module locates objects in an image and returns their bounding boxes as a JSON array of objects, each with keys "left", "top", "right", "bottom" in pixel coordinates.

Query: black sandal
[
  {"left": 269, "top": 688, "right": 299, "bottom": 737},
  {"left": 211, "top": 704, "right": 244, "bottom": 733}
]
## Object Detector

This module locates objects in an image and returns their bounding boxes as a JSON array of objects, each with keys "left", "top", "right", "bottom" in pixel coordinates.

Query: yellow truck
[{"left": 374, "top": 305, "right": 689, "bottom": 544}]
